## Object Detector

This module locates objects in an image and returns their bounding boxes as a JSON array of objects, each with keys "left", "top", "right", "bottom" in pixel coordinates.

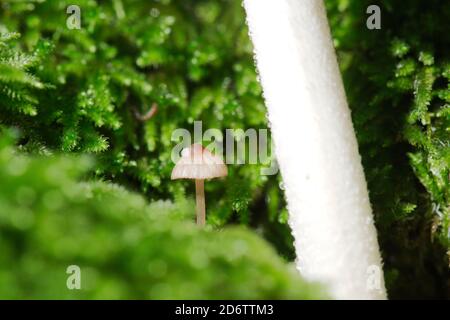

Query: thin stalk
[
  {"left": 195, "top": 179, "right": 206, "bottom": 226},
  {"left": 243, "top": 0, "right": 386, "bottom": 299}
]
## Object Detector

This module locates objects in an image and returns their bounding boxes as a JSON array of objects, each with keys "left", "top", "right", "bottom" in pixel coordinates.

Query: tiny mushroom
[{"left": 171, "top": 143, "right": 227, "bottom": 226}]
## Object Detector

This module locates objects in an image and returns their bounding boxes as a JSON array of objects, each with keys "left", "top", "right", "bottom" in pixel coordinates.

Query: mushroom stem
[
  {"left": 195, "top": 179, "right": 206, "bottom": 226},
  {"left": 243, "top": 0, "right": 386, "bottom": 299}
]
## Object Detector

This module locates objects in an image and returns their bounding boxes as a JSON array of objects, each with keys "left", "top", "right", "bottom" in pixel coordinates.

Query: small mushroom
[{"left": 171, "top": 143, "right": 227, "bottom": 226}]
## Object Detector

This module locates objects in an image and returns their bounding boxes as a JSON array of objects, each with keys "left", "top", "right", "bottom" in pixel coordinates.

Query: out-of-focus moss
[
  {"left": 0, "top": 131, "right": 324, "bottom": 299},
  {"left": 0, "top": 0, "right": 448, "bottom": 299}
]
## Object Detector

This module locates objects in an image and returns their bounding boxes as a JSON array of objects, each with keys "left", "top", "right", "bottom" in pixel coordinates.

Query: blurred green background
[{"left": 0, "top": 0, "right": 448, "bottom": 299}]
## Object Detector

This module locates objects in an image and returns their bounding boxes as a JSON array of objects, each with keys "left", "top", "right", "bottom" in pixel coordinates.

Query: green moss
[
  {"left": 0, "top": 130, "right": 324, "bottom": 299},
  {"left": 0, "top": 0, "right": 448, "bottom": 299},
  {"left": 0, "top": 0, "right": 289, "bottom": 239},
  {"left": 326, "top": 0, "right": 449, "bottom": 298}
]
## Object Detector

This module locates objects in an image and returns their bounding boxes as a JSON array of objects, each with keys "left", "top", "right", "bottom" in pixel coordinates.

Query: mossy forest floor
[{"left": 0, "top": 0, "right": 448, "bottom": 299}]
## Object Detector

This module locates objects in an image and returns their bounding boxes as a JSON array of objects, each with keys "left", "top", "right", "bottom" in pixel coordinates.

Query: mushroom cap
[{"left": 171, "top": 143, "right": 228, "bottom": 180}]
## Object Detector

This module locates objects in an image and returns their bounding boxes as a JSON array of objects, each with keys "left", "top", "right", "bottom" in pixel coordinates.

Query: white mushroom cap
[{"left": 171, "top": 143, "right": 228, "bottom": 180}]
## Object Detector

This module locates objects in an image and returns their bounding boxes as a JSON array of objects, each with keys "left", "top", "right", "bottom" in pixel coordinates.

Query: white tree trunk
[{"left": 243, "top": 0, "right": 387, "bottom": 299}]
